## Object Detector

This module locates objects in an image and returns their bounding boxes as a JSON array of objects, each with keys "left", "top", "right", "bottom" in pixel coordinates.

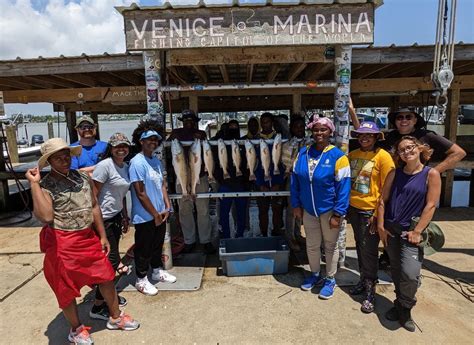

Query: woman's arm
[
  {"left": 93, "top": 180, "right": 104, "bottom": 199},
  {"left": 25, "top": 168, "right": 54, "bottom": 223},
  {"left": 407, "top": 168, "right": 442, "bottom": 244},
  {"left": 161, "top": 182, "right": 171, "bottom": 223},
  {"left": 132, "top": 181, "right": 163, "bottom": 225},
  {"left": 377, "top": 169, "right": 396, "bottom": 246},
  {"left": 290, "top": 154, "right": 303, "bottom": 219},
  {"left": 88, "top": 177, "right": 110, "bottom": 254},
  {"left": 349, "top": 97, "right": 360, "bottom": 129}
]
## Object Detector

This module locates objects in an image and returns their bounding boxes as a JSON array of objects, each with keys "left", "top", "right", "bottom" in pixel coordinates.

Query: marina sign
[{"left": 122, "top": 4, "right": 374, "bottom": 51}]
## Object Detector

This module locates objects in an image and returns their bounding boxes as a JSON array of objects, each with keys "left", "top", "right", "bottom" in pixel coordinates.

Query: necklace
[{"left": 403, "top": 162, "right": 424, "bottom": 175}]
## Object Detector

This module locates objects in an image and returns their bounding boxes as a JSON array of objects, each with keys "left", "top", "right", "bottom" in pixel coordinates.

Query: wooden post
[
  {"left": 333, "top": 45, "right": 352, "bottom": 154},
  {"left": 292, "top": 93, "right": 302, "bottom": 115},
  {"left": 65, "top": 109, "right": 78, "bottom": 143},
  {"left": 442, "top": 88, "right": 460, "bottom": 207},
  {"left": 0, "top": 141, "right": 8, "bottom": 211},
  {"left": 5, "top": 125, "right": 19, "bottom": 164},
  {"left": 189, "top": 95, "right": 199, "bottom": 114},
  {"left": 47, "top": 121, "right": 54, "bottom": 139},
  {"left": 90, "top": 112, "right": 100, "bottom": 140},
  {"left": 143, "top": 51, "right": 165, "bottom": 127}
]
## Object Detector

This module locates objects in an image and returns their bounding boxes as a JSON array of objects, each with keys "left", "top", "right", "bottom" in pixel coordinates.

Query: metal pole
[
  {"left": 160, "top": 81, "right": 337, "bottom": 92},
  {"left": 168, "top": 191, "right": 291, "bottom": 200},
  {"left": 334, "top": 45, "right": 352, "bottom": 154}
]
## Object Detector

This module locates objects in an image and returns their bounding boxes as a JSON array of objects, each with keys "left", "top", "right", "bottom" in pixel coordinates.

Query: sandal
[{"left": 117, "top": 263, "right": 132, "bottom": 276}]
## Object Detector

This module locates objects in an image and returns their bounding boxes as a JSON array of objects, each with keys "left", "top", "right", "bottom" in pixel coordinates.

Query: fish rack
[
  {"left": 168, "top": 191, "right": 291, "bottom": 199},
  {"left": 162, "top": 139, "right": 291, "bottom": 146}
]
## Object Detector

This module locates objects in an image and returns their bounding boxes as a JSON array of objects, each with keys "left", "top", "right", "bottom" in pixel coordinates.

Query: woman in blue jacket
[{"left": 291, "top": 116, "right": 351, "bottom": 299}]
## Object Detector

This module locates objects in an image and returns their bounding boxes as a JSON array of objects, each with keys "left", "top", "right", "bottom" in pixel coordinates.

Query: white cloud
[{"left": 0, "top": 0, "right": 135, "bottom": 60}]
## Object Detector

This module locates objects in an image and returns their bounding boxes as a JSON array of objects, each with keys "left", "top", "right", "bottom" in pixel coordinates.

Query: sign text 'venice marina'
[{"left": 123, "top": 5, "right": 374, "bottom": 50}]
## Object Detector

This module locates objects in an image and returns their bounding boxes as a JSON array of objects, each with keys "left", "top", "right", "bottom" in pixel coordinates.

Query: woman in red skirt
[{"left": 25, "top": 138, "right": 139, "bottom": 344}]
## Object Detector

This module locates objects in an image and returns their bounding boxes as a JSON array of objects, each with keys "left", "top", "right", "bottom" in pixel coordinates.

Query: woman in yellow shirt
[{"left": 347, "top": 122, "right": 395, "bottom": 313}]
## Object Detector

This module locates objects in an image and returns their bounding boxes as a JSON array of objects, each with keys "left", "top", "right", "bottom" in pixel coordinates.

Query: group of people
[{"left": 26, "top": 104, "right": 465, "bottom": 342}]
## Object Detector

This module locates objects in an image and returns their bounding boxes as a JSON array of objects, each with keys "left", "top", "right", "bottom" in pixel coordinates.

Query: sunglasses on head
[
  {"left": 79, "top": 125, "right": 95, "bottom": 130},
  {"left": 395, "top": 114, "right": 414, "bottom": 121}
]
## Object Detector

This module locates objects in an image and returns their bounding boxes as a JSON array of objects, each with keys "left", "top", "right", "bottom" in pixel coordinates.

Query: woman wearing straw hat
[
  {"left": 347, "top": 122, "right": 395, "bottom": 313},
  {"left": 291, "top": 115, "right": 351, "bottom": 299},
  {"left": 25, "top": 138, "right": 139, "bottom": 345},
  {"left": 377, "top": 136, "right": 441, "bottom": 332}
]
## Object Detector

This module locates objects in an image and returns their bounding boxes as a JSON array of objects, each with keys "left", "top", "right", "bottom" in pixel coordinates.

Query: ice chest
[{"left": 219, "top": 237, "right": 290, "bottom": 276}]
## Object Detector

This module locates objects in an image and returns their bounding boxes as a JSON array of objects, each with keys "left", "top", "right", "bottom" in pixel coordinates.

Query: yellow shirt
[{"left": 348, "top": 147, "right": 395, "bottom": 210}]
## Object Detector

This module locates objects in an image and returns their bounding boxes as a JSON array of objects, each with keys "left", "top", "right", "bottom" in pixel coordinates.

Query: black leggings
[
  {"left": 95, "top": 212, "right": 123, "bottom": 301},
  {"left": 134, "top": 220, "right": 166, "bottom": 278}
]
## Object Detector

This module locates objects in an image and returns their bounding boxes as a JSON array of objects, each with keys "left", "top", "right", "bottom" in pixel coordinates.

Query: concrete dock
[{"left": 0, "top": 207, "right": 472, "bottom": 344}]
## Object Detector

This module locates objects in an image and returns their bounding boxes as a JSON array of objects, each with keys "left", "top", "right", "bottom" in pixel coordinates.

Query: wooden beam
[
  {"left": 292, "top": 93, "right": 302, "bottom": 114},
  {"left": 267, "top": 64, "right": 281, "bottom": 82},
  {"left": 167, "top": 67, "right": 187, "bottom": 86},
  {"left": 454, "top": 61, "right": 474, "bottom": 75},
  {"left": 54, "top": 102, "right": 147, "bottom": 114},
  {"left": 52, "top": 73, "right": 98, "bottom": 87},
  {"left": 107, "top": 72, "right": 143, "bottom": 85},
  {"left": 218, "top": 65, "right": 230, "bottom": 83},
  {"left": 65, "top": 109, "right": 78, "bottom": 143},
  {"left": 304, "top": 63, "right": 333, "bottom": 80},
  {"left": 91, "top": 73, "right": 125, "bottom": 86},
  {"left": 192, "top": 65, "right": 208, "bottom": 83},
  {"left": 287, "top": 63, "right": 308, "bottom": 82},
  {"left": 167, "top": 46, "right": 327, "bottom": 66},
  {"left": 0, "top": 78, "right": 39, "bottom": 90},
  {"left": 375, "top": 63, "right": 424, "bottom": 79},
  {"left": 353, "top": 64, "right": 395, "bottom": 79},
  {"left": 188, "top": 95, "right": 198, "bottom": 113},
  {"left": 246, "top": 64, "right": 254, "bottom": 83}
]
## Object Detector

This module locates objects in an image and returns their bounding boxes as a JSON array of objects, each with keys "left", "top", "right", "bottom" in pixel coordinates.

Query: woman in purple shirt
[{"left": 377, "top": 136, "right": 441, "bottom": 332}]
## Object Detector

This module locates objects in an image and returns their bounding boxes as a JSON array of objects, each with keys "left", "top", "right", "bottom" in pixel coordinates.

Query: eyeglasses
[
  {"left": 78, "top": 125, "right": 95, "bottom": 130},
  {"left": 395, "top": 114, "right": 414, "bottom": 121},
  {"left": 397, "top": 144, "right": 417, "bottom": 155}
]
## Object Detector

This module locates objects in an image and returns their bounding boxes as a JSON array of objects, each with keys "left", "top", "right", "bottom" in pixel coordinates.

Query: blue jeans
[{"left": 219, "top": 185, "right": 248, "bottom": 239}]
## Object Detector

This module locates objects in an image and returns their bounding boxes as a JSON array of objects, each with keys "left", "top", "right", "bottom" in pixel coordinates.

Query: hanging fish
[
  {"left": 189, "top": 139, "right": 202, "bottom": 196},
  {"left": 202, "top": 140, "right": 215, "bottom": 183},
  {"left": 260, "top": 139, "right": 271, "bottom": 182},
  {"left": 272, "top": 133, "right": 282, "bottom": 175},
  {"left": 218, "top": 138, "right": 230, "bottom": 180},
  {"left": 245, "top": 140, "right": 257, "bottom": 181},
  {"left": 284, "top": 137, "right": 300, "bottom": 176},
  {"left": 231, "top": 139, "right": 243, "bottom": 177},
  {"left": 171, "top": 139, "right": 189, "bottom": 196}
]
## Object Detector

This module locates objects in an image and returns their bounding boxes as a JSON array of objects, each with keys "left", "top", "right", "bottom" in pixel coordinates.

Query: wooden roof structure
[{"left": 1, "top": 43, "right": 473, "bottom": 114}]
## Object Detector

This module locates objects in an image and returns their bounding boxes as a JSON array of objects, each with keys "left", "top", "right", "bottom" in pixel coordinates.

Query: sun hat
[
  {"left": 351, "top": 121, "right": 385, "bottom": 140},
  {"left": 38, "top": 138, "right": 82, "bottom": 170},
  {"left": 109, "top": 132, "right": 131, "bottom": 147},
  {"left": 410, "top": 217, "right": 445, "bottom": 256},
  {"left": 178, "top": 109, "right": 201, "bottom": 122},
  {"left": 74, "top": 115, "right": 96, "bottom": 129},
  {"left": 388, "top": 107, "right": 427, "bottom": 129},
  {"left": 306, "top": 114, "right": 335, "bottom": 133},
  {"left": 139, "top": 130, "right": 162, "bottom": 141}
]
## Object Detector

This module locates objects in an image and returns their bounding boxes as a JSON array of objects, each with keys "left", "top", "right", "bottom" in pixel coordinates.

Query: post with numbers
[{"left": 333, "top": 45, "right": 352, "bottom": 154}]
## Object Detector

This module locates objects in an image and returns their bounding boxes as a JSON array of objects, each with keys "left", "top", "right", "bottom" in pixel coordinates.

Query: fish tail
[
  {"left": 264, "top": 174, "right": 271, "bottom": 182},
  {"left": 224, "top": 171, "right": 230, "bottom": 180},
  {"left": 236, "top": 170, "right": 243, "bottom": 177},
  {"left": 249, "top": 174, "right": 256, "bottom": 181},
  {"left": 208, "top": 176, "right": 216, "bottom": 184}
]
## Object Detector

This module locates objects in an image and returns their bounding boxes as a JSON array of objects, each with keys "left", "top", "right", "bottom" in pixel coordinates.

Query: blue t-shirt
[
  {"left": 70, "top": 140, "right": 108, "bottom": 169},
  {"left": 129, "top": 153, "right": 166, "bottom": 224}
]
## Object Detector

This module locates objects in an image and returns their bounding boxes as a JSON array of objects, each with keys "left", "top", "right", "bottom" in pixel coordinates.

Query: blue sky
[{"left": 4, "top": 0, "right": 473, "bottom": 115}]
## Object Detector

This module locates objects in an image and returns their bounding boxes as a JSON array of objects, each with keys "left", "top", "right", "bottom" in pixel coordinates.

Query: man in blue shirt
[{"left": 70, "top": 115, "right": 107, "bottom": 173}]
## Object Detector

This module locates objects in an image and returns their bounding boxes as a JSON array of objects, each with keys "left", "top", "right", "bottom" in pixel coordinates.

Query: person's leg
[
  {"left": 270, "top": 184, "right": 283, "bottom": 235},
  {"left": 150, "top": 222, "right": 167, "bottom": 270},
  {"left": 302, "top": 211, "right": 323, "bottom": 273},
  {"left": 234, "top": 196, "right": 248, "bottom": 238},
  {"left": 98, "top": 281, "right": 120, "bottom": 319},
  {"left": 319, "top": 211, "right": 340, "bottom": 278},
  {"left": 133, "top": 221, "right": 154, "bottom": 278},
  {"left": 347, "top": 207, "right": 363, "bottom": 274},
  {"left": 176, "top": 181, "right": 197, "bottom": 245},
  {"left": 337, "top": 219, "right": 347, "bottom": 267},
  {"left": 195, "top": 176, "right": 211, "bottom": 244},
  {"left": 384, "top": 233, "right": 403, "bottom": 321},
  {"left": 62, "top": 299, "right": 81, "bottom": 330},
  {"left": 360, "top": 211, "right": 379, "bottom": 282},
  {"left": 218, "top": 186, "right": 233, "bottom": 239},
  {"left": 398, "top": 238, "right": 423, "bottom": 309},
  {"left": 257, "top": 191, "right": 270, "bottom": 236}
]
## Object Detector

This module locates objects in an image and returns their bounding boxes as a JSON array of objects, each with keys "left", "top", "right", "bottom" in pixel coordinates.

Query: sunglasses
[
  {"left": 395, "top": 114, "right": 414, "bottom": 121},
  {"left": 78, "top": 125, "right": 95, "bottom": 130},
  {"left": 397, "top": 144, "right": 417, "bottom": 155}
]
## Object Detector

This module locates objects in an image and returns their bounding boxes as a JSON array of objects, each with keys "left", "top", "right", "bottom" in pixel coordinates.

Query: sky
[{"left": 1, "top": 0, "right": 473, "bottom": 115}]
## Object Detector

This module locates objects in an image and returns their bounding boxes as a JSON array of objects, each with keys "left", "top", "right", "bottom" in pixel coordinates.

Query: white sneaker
[
  {"left": 135, "top": 277, "right": 158, "bottom": 296},
  {"left": 152, "top": 268, "right": 177, "bottom": 283}
]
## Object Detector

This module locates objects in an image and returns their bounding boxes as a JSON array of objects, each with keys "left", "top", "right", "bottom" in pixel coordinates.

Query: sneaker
[
  {"left": 319, "top": 277, "right": 336, "bottom": 299},
  {"left": 89, "top": 303, "right": 109, "bottom": 321},
  {"left": 152, "top": 268, "right": 177, "bottom": 283},
  {"left": 349, "top": 279, "right": 365, "bottom": 295},
  {"left": 118, "top": 295, "right": 127, "bottom": 307},
  {"left": 106, "top": 311, "right": 140, "bottom": 331},
  {"left": 135, "top": 277, "right": 158, "bottom": 296},
  {"left": 399, "top": 307, "right": 416, "bottom": 332},
  {"left": 300, "top": 272, "right": 323, "bottom": 291},
  {"left": 360, "top": 280, "right": 376, "bottom": 314},
  {"left": 68, "top": 325, "right": 93, "bottom": 345}
]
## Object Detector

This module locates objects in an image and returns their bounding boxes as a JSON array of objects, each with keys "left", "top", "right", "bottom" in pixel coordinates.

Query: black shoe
[
  {"left": 349, "top": 279, "right": 365, "bottom": 295},
  {"left": 399, "top": 307, "right": 416, "bottom": 332},
  {"left": 204, "top": 242, "right": 216, "bottom": 255},
  {"left": 118, "top": 295, "right": 127, "bottom": 307},
  {"left": 182, "top": 242, "right": 196, "bottom": 254},
  {"left": 385, "top": 304, "right": 400, "bottom": 321},
  {"left": 379, "top": 251, "right": 390, "bottom": 270},
  {"left": 89, "top": 303, "right": 109, "bottom": 321}
]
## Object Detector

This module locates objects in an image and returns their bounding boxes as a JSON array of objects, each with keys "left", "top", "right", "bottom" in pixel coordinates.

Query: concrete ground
[{"left": 0, "top": 208, "right": 473, "bottom": 344}]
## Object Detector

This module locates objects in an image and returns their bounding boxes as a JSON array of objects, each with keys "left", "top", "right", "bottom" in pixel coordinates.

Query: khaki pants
[
  {"left": 176, "top": 176, "right": 211, "bottom": 245},
  {"left": 303, "top": 210, "right": 340, "bottom": 277}
]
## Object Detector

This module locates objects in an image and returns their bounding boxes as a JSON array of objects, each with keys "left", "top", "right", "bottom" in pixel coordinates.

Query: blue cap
[{"left": 140, "top": 130, "right": 162, "bottom": 140}]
